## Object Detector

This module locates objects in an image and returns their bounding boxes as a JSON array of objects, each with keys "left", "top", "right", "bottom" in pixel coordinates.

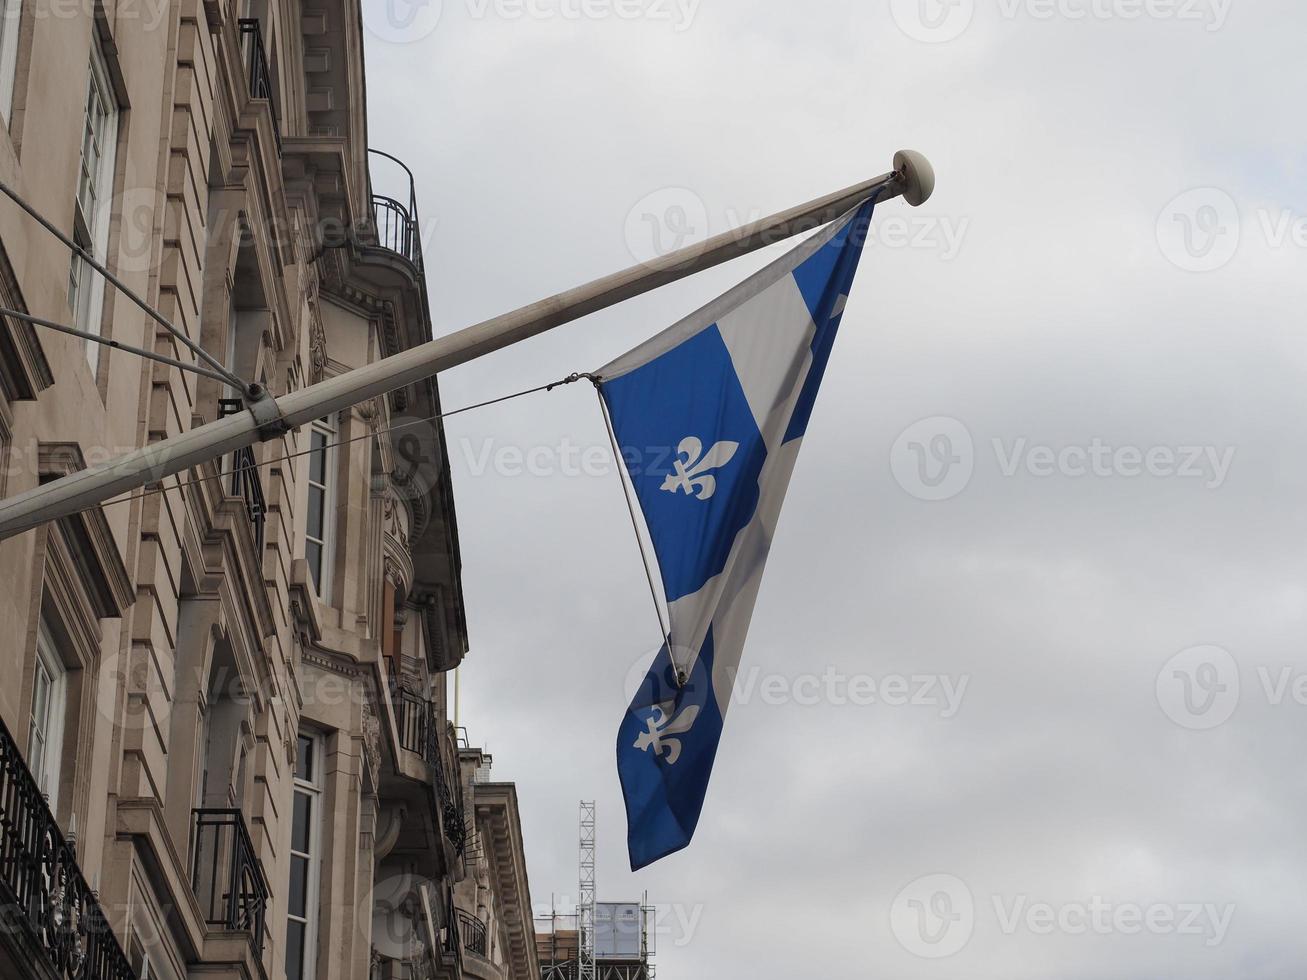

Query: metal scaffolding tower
[{"left": 578, "top": 801, "right": 597, "bottom": 980}]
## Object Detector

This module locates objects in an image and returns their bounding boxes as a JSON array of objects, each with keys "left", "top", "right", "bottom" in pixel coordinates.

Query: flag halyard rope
[{"left": 591, "top": 380, "right": 683, "bottom": 690}]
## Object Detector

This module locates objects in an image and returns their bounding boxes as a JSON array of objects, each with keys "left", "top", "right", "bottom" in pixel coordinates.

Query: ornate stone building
[{"left": 0, "top": 0, "right": 537, "bottom": 978}]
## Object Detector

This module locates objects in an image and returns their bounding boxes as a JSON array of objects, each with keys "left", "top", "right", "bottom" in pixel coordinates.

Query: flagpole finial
[{"left": 893, "top": 150, "right": 935, "bottom": 207}]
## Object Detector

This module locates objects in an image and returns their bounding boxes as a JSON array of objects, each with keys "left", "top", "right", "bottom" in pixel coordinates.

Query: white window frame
[
  {"left": 28, "top": 620, "right": 66, "bottom": 812},
  {"left": 129, "top": 928, "right": 178, "bottom": 980},
  {"left": 285, "top": 732, "right": 323, "bottom": 980},
  {"left": 0, "top": 0, "right": 22, "bottom": 124},
  {"left": 304, "top": 417, "right": 335, "bottom": 599},
  {"left": 68, "top": 43, "right": 118, "bottom": 370}
]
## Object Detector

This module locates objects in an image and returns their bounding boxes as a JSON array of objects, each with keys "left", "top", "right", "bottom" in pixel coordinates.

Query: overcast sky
[{"left": 362, "top": 2, "right": 1307, "bottom": 976}]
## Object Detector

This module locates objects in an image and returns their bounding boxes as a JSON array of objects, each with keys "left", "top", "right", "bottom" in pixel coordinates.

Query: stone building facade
[{"left": 0, "top": 0, "right": 537, "bottom": 978}]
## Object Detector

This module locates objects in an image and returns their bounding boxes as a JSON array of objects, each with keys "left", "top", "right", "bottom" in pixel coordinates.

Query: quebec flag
[{"left": 598, "top": 198, "right": 879, "bottom": 870}]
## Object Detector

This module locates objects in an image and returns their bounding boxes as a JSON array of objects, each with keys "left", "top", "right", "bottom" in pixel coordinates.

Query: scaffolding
[
  {"left": 537, "top": 801, "right": 655, "bottom": 980},
  {"left": 536, "top": 903, "right": 656, "bottom": 980},
  {"left": 579, "top": 801, "right": 597, "bottom": 980}
]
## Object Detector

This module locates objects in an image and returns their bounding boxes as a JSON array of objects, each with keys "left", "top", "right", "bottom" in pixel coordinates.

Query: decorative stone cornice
[{"left": 301, "top": 649, "right": 363, "bottom": 679}]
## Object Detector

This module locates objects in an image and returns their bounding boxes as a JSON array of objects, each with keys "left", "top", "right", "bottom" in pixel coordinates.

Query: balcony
[
  {"left": 390, "top": 684, "right": 468, "bottom": 859},
  {"left": 441, "top": 889, "right": 463, "bottom": 967},
  {"left": 238, "top": 18, "right": 281, "bottom": 149},
  {"left": 367, "top": 149, "right": 426, "bottom": 271},
  {"left": 458, "top": 909, "right": 488, "bottom": 958},
  {"left": 0, "top": 713, "right": 136, "bottom": 980},
  {"left": 190, "top": 808, "right": 270, "bottom": 950},
  {"left": 218, "top": 399, "right": 268, "bottom": 548}
]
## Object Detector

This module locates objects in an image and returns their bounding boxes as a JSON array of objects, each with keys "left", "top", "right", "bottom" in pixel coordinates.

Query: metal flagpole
[{"left": 0, "top": 151, "right": 934, "bottom": 541}]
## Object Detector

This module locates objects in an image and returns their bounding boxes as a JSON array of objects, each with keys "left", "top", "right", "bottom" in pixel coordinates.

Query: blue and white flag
[{"left": 598, "top": 198, "right": 879, "bottom": 870}]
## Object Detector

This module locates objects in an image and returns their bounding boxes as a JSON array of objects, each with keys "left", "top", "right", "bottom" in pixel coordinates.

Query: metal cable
[
  {"left": 0, "top": 178, "right": 248, "bottom": 392},
  {"left": 592, "top": 381, "right": 680, "bottom": 688},
  {"left": 98, "top": 374, "right": 589, "bottom": 509}
]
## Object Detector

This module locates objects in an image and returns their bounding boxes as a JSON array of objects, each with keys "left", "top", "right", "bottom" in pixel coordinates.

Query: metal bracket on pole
[
  {"left": 0, "top": 151, "right": 935, "bottom": 541},
  {"left": 244, "top": 383, "right": 290, "bottom": 441}
]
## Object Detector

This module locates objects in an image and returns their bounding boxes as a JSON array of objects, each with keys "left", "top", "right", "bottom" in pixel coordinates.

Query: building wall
[{"left": 0, "top": 1, "right": 535, "bottom": 979}]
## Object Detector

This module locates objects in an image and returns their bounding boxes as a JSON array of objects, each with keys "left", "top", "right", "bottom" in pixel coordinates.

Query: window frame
[
  {"left": 284, "top": 731, "right": 324, "bottom": 980},
  {"left": 304, "top": 417, "right": 336, "bottom": 600},
  {"left": 28, "top": 619, "right": 66, "bottom": 811},
  {"left": 0, "top": 0, "right": 23, "bottom": 124},
  {"left": 68, "top": 42, "right": 119, "bottom": 370}
]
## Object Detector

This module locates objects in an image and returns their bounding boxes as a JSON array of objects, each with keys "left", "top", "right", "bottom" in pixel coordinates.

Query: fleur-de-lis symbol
[
  {"left": 634, "top": 704, "right": 701, "bottom": 766},
  {"left": 660, "top": 437, "right": 739, "bottom": 501}
]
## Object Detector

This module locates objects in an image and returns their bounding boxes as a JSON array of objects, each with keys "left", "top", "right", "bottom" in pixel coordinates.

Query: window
[
  {"left": 0, "top": 0, "right": 22, "bottom": 123},
  {"left": 305, "top": 418, "right": 335, "bottom": 597},
  {"left": 285, "top": 732, "right": 323, "bottom": 980},
  {"left": 28, "top": 620, "right": 66, "bottom": 811},
  {"left": 68, "top": 45, "right": 118, "bottom": 369},
  {"left": 128, "top": 935, "right": 179, "bottom": 980}
]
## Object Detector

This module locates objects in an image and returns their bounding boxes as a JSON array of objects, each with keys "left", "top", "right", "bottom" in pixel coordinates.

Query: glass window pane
[
  {"left": 292, "top": 791, "right": 311, "bottom": 852},
  {"left": 309, "top": 432, "right": 327, "bottom": 483},
  {"left": 288, "top": 853, "right": 309, "bottom": 916},
  {"left": 306, "top": 487, "right": 324, "bottom": 539},
  {"left": 284, "top": 920, "right": 305, "bottom": 980},
  {"left": 297, "top": 735, "right": 314, "bottom": 782},
  {"left": 31, "top": 667, "right": 50, "bottom": 727},
  {"left": 306, "top": 541, "right": 322, "bottom": 590},
  {"left": 27, "top": 730, "right": 44, "bottom": 785}
]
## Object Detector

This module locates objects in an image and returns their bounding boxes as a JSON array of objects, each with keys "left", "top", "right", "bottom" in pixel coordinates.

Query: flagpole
[{"left": 0, "top": 151, "right": 934, "bottom": 541}]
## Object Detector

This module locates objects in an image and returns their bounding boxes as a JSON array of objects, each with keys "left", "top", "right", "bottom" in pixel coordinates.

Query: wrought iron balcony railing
[
  {"left": 368, "top": 149, "right": 425, "bottom": 271},
  {"left": 218, "top": 399, "right": 267, "bottom": 548},
  {"left": 431, "top": 752, "right": 467, "bottom": 857},
  {"left": 393, "top": 684, "right": 429, "bottom": 758},
  {"left": 457, "top": 909, "right": 488, "bottom": 958},
  {"left": 0, "top": 713, "right": 136, "bottom": 980},
  {"left": 388, "top": 684, "right": 467, "bottom": 857},
  {"left": 442, "top": 890, "right": 463, "bottom": 967},
  {"left": 191, "top": 808, "right": 270, "bottom": 949},
  {"left": 238, "top": 18, "right": 281, "bottom": 149}
]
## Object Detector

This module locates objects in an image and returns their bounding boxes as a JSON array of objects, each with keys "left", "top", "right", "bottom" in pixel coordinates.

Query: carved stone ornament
[{"left": 362, "top": 698, "right": 382, "bottom": 788}]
